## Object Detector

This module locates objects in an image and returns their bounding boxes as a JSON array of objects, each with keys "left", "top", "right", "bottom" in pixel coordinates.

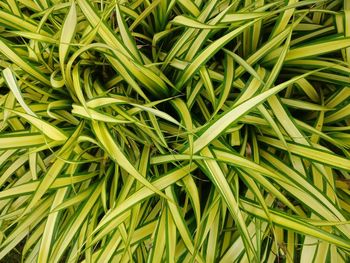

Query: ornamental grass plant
[{"left": 0, "top": 0, "right": 350, "bottom": 262}]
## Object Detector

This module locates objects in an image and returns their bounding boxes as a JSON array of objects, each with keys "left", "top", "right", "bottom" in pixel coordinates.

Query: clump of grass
[{"left": 0, "top": 0, "right": 349, "bottom": 262}]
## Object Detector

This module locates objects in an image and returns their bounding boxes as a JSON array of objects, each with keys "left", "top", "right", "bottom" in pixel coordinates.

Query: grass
[{"left": 0, "top": 0, "right": 349, "bottom": 262}]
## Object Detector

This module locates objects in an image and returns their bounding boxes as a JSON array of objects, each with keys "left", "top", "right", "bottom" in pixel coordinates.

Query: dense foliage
[{"left": 0, "top": 0, "right": 349, "bottom": 262}]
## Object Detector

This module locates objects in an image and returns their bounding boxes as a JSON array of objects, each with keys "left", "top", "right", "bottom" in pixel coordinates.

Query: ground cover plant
[{"left": 0, "top": 0, "right": 350, "bottom": 262}]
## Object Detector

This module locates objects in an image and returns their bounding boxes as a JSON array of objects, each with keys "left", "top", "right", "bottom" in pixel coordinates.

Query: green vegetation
[{"left": 0, "top": 0, "right": 350, "bottom": 262}]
